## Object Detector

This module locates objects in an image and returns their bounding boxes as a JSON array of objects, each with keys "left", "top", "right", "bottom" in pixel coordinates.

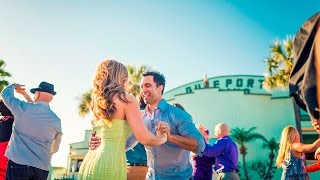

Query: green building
[{"left": 163, "top": 74, "right": 319, "bottom": 179}]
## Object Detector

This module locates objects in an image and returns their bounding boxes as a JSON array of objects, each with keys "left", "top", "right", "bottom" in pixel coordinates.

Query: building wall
[{"left": 163, "top": 75, "right": 319, "bottom": 180}]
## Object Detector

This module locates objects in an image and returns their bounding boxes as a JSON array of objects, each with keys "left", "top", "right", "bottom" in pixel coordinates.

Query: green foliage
[
  {"left": 78, "top": 89, "right": 92, "bottom": 117},
  {"left": 231, "top": 127, "right": 266, "bottom": 154},
  {"left": 231, "top": 127, "right": 266, "bottom": 180},
  {"left": 247, "top": 137, "right": 279, "bottom": 180},
  {"left": 251, "top": 161, "right": 276, "bottom": 180},
  {"left": 262, "top": 36, "right": 294, "bottom": 90},
  {"left": 0, "top": 59, "right": 12, "bottom": 92},
  {"left": 126, "top": 65, "right": 151, "bottom": 97}
]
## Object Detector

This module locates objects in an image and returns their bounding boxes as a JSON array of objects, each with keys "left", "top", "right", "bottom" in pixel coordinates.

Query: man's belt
[{"left": 219, "top": 170, "right": 238, "bottom": 173}]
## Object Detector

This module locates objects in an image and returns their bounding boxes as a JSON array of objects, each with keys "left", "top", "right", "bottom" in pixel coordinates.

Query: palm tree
[
  {"left": 262, "top": 37, "right": 303, "bottom": 140},
  {"left": 78, "top": 64, "right": 150, "bottom": 116},
  {"left": 78, "top": 89, "right": 92, "bottom": 117},
  {"left": 262, "top": 36, "right": 294, "bottom": 90},
  {"left": 126, "top": 65, "right": 150, "bottom": 97},
  {"left": 0, "top": 59, "right": 12, "bottom": 91},
  {"left": 230, "top": 127, "right": 265, "bottom": 180},
  {"left": 261, "top": 137, "right": 279, "bottom": 180}
]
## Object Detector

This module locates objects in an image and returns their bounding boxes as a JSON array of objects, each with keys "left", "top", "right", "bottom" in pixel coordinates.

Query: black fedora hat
[{"left": 30, "top": 81, "right": 56, "bottom": 95}]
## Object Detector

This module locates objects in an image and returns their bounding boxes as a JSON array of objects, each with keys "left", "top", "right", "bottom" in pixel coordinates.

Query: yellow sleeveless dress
[{"left": 78, "top": 119, "right": 131, "bottom": 180}]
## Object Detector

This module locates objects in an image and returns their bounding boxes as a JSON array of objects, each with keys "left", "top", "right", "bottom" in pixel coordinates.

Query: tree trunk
[
  {"left": 265, "top": 152, "right": 274, "bottom": 180},
  {"left": 242, "top": 154, "right": 249, "bottom": 180}
]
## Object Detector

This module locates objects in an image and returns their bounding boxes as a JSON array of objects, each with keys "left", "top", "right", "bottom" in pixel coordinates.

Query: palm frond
[
  {"left": 262, "top": 37, "right": 294, "bottom": 90},
  {"left": 127, "top": 64, "right": 151, "bottom": 97},
  {"left": 262, "top": 137, "right": 279, "bottom": 152},
  {"left": 78, "top": 89, "right": 92, "bottom": 117},
  {"left": 0, "top": 60, "right": 12, "bottom": 91}
]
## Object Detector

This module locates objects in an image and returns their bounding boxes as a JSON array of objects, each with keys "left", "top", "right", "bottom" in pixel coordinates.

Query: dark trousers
[{"left": 5, "top": 160, "right": 48, "bottom": 180}]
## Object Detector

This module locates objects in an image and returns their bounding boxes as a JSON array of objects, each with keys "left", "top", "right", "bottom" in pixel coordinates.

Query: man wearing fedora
[{"left": 1, "top": 81, "right": 62, "bottom": 180}]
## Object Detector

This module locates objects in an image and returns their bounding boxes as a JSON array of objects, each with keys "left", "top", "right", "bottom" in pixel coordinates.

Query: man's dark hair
[
  {"left": 142, "top": 71, "right": 166, "bottom": 94},
  {"left": 172, "top": 102, "right": 185, "bottom": 111},
  {"left": 139, "top": 96, "right": 146, "bottom": 110}
]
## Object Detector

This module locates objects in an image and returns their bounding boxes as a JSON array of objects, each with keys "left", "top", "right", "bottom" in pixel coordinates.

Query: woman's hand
[
  {"left": 88, "top": 131, "right": 101, "bottom": 150},
  {"left": 158, "top": 121, "right": 171, "bottom": 137},
  {"left": 197, "top": 124, "right": 209, "bottom": 141},
  {"left": 156, "top": 122, "right": 168, "bottom": 144},
  {"left": 314, "top": 147, "right": 320, "bottom": 160}
]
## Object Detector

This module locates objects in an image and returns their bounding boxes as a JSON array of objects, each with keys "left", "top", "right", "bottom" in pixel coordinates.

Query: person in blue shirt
[
  {"left": 1, "top": 82, "right": 62, "bottom": 180},
  {"left": 90, "top": 71, "right": 205, "bottom": 180},
  {"left": 202, "top": 123, "right": 239, "bottom": 180}
]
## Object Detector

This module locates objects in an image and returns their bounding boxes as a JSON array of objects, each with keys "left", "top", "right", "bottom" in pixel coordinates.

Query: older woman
[{"left": 192, "top": 124, "right": 215, "bottom": 180}]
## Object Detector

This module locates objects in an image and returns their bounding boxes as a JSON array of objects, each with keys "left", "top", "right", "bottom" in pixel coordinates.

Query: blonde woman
[
  {"left": 276, "top": 126, "right": 320, "bottom": 180},
  {"left": 78, "top": 60, "right": 167, "bottom": 180}
]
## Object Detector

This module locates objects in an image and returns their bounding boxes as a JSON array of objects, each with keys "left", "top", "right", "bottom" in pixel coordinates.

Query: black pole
[{"left": 293, "top": 98, "right": 303, "bottom": 142}]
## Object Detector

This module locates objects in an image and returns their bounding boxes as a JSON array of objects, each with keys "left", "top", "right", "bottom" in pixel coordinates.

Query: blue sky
[{"left": 0, "top": 0, "right": 319, "bottom": 167}]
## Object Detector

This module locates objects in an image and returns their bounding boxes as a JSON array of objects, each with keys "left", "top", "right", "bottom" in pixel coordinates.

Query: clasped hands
[{"left": 157, "top": 121, "right": 171, "bottom": 138}]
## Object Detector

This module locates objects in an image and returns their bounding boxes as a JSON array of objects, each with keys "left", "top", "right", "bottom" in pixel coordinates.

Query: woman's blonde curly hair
[{"left": 91, "top": 60, "right": 130, "bottom": 122}]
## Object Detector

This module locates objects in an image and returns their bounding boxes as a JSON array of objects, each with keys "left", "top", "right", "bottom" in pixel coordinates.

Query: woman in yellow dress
[{"left": 78, "top": 60, "right": 167, "bottom": 180}]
